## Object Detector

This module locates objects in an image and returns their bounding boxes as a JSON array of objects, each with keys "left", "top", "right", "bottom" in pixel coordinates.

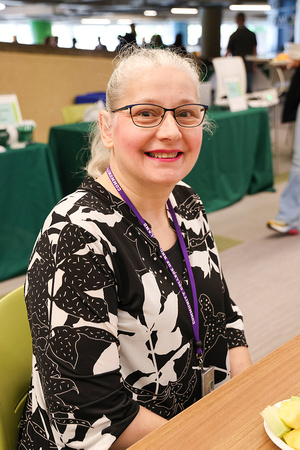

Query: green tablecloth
[
  {"left": 184, "top": 106, "right": 274, "bottom": 212},
  {"left": 49, "top": 122, "right": 94, "bottom": 197},
  {"left": 49, "top": 106, "right": 274, "bottom": 213},
  {"left": 0, "top": 144, "right": 63, "bottom": 281}
]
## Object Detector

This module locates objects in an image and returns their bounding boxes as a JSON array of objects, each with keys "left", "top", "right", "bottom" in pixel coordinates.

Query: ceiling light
[
  {"left": 81, "top": 18, "right": 111, "bottom": 25},
  {"left": 0, "top": 3, "right": 6, "bottom": 10},
  {"left": 144, "top": 10, "right": 157, "bottom": 16},
  {"left": 117, "top": 19, "right": 133, "bottom": 24},
  {"left": 171, "top": 8, "right": 198, "bottom": 15},
  {"left": 229, "top": 4, "right": 271, "bottom": 11}
]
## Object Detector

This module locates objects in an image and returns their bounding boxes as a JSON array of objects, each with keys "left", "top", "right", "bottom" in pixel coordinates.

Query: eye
[
  {"left": 177, "top": 108, "right": 197, "bottom": 118},
  {"left": 132, "top": 105, "right": 162, "bottom": 118},
  {"left": 139, "top": 109, "right": 154, "bottom": 117}
]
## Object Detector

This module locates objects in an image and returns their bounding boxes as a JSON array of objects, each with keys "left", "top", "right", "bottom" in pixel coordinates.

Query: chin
[{"left": 146, "top": 171, "right": 184, "bottom": 189}]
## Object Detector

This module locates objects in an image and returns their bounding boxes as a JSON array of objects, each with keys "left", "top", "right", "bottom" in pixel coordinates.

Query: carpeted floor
[
  {"left": 213, "top": 172, "right": 289, "bottom": 253},
  {"left": 207, "top": 171, "right": 299, "bottom": 364}
]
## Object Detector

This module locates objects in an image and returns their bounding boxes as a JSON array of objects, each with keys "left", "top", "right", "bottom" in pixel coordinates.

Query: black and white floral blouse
[{"left": 18, "top": 176, "right": 247, "bottom": 449}]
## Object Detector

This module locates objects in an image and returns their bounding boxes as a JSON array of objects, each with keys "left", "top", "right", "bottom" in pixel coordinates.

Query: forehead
[{"left": 122, "top": 66, "right": 199, "bottom": 103}]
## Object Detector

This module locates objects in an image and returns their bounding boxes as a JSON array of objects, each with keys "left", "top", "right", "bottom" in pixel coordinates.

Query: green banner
[{"left": 31, "top": 20, "right": 52, "bottom": 45}]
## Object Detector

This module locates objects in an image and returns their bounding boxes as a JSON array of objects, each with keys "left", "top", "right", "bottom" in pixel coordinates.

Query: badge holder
[
  {"left": 201, "top": 366, "right": 215, "bottom": 397},
  {"left": 197, "top": 352, "right": 215, "bottom": 397}
]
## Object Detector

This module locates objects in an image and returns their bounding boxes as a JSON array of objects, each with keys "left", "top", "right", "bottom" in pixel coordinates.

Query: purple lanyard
[{"left": 107, "top": 166, "right": 202, "bottom": 358}]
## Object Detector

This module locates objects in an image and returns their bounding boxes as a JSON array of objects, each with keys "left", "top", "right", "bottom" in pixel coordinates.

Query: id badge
[{"left": 201, "top": 366, "right": 215, "bottom": 397}]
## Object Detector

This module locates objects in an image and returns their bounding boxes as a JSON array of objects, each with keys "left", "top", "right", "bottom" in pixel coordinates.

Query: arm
[
  {"left": 28, "top": 220, "right": 141, "bottom": 448},
  {"left": 229, "top": 346, "right": 252, "bottom": 378},
  {"left": 252, "top": 46, "right": 258, "bottom": 72},
  {"left": 221, "top": 277, "right": 252, "bottom": 376},
  {"left": 226, "top": 34, "right": 233, "bottom": 56},
  {"left": 110, "top": 405, "right": 167, "bottom": 449}
]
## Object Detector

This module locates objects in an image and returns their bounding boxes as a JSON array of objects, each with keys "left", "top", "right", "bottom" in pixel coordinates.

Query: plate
[
  {"left": 263, "top": 401, "right": 293, "bottom": 449},
  {"left": 288, "top": 53, "right": 300, "bottom": 61},
  {"left": 270, "top": 60, "right": 291, "bottom": 66}
]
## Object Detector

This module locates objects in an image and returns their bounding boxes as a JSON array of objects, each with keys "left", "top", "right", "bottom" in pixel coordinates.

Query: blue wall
[{"left": 268, "top": 0, "right": 296, "bottom": 50}]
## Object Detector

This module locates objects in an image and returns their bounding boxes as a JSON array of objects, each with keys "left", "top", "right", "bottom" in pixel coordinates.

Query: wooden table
[{"left": 129, "top": 335, "right": 300, "bottom": 449}]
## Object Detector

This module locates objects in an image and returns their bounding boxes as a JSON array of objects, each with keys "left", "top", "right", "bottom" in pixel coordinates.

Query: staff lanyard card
[{"left": 201, "top": 366, "right": 215, "bottom": 397}]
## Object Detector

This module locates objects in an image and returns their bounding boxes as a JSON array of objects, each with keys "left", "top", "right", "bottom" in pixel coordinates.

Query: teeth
[{"left": 148, "top": 152, "right": 178, "bottom": 159}]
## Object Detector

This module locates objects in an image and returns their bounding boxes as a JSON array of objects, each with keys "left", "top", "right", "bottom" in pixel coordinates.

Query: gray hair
[{"left": 86, "top": 47, "right": 209, "bottom": 178}]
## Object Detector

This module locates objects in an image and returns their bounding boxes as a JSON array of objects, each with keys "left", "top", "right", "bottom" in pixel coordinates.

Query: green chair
[{"left": 0, "top": 286, "right": 32, "bottom": 450}]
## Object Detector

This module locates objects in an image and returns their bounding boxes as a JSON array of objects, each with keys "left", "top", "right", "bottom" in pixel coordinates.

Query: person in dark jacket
[{"left": 226, "top": 13, "right": 257, "bottom": 92}]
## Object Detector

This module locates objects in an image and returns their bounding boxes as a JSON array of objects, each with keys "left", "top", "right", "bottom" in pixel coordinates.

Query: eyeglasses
[{"left": 111, "top": 103, "right": 208, "bottom": 128}]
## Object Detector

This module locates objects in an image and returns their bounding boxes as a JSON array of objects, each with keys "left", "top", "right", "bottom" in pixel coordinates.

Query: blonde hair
[{"left": 86, "top": 47, "right": 208, "bottom": 178}]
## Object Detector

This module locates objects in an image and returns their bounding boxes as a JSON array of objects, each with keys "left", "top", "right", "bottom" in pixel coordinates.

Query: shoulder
[
  {"left": 172, "top": 180, "right": 200, "bottom": 201},
  {"left": 171, "top": 181, "right": 206, "bottom": 220},
  {"left": 245, "top": 27, "right": 256, "bottom": 37},
  {"left": 229, "top": 30, "right": 238, "bottom": 39},
  {"left": 41, "top": 177, "right": 121, "bottom": 238}
]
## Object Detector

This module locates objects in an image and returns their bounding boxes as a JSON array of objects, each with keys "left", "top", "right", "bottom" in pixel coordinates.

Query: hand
[{"left": 287, "top": 58, "right": 300, "bottom": 69}]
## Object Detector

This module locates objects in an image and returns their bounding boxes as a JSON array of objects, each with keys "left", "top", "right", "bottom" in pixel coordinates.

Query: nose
[{"left": 156, "top": 111, "right": 182, "bottom": 140}]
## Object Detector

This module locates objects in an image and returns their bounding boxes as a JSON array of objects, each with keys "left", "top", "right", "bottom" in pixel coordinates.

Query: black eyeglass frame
[{"left": 111, "top": 103, "right": 209, "bottom": 128}]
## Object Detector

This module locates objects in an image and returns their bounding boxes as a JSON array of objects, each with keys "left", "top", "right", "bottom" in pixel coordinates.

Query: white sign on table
[
  {"left": 0, "top": 94, "right": 22, "bottom": 126},
  {"left": 225, "top": 78, "right": 248, "bottom": 112}
]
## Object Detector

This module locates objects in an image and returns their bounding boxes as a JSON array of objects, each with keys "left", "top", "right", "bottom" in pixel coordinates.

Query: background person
[
  {"left": 95, "top": 36, "right": 107, "bottom": 51},
  {"left": 149, "top": 34, "right": 166, "bottom": 49},
  {"left": 267, "top": 59, "right": 300, "bottom": 235},
  {"left": 116, "top": 23, "right": 137, "bottom": 51},
  {"left": 226, "top": 12, "right": 257, "bottom": 92},
  {"left": 170, "top": 33, "right": 187, "bottom": 54},
  {"left": 43, "top": 35, "right": 58, "bottom": 47},
  {"left": 18, "top": 47, "right": 251, "bottom": 450}
]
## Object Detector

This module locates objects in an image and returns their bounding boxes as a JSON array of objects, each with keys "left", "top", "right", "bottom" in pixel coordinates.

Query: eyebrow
[{"left": 129, "top": 99, "right": 198, "bottom": 105}]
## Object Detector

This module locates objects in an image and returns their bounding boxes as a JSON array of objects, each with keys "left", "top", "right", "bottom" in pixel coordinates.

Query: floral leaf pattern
[{"left": 18, "top": 177, "right": 247, "bottom": 449}]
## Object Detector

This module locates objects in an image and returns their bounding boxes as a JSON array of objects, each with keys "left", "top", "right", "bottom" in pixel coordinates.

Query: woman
[{"left": 19, "top": 47, "right": 251, "bottom": 449}]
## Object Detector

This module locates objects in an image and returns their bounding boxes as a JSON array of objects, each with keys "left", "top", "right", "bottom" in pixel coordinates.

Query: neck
[
  {"left": 98, "top": 169, "right": 174, "bottom": 222},
  {"left": 96, "top": 168, "right": 177, "bottom": 250}
]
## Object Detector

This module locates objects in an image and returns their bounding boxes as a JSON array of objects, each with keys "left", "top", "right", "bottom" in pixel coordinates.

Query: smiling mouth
[{"left": 147, "top": 152, "right": 182, "bottom": 159}]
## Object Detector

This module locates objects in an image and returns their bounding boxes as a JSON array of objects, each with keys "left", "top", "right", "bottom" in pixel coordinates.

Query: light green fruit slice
[{"left": 261, "top": 405, "right": 291, "bottom": 438}]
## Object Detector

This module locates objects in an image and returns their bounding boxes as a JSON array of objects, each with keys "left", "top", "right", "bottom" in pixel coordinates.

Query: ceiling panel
[{"left": 0, "top": 0, "right": 268, "bottom": 21}]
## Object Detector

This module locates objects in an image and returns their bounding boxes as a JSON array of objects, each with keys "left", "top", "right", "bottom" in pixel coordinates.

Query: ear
[{"left": 99, "top": 110, "right": 113, "bottom": 148}]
